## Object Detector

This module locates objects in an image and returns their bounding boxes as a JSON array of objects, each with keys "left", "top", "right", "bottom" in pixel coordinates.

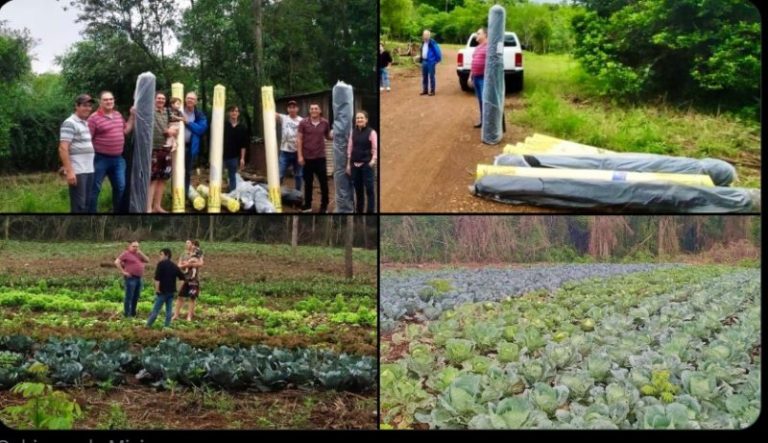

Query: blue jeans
[
  {"left": 279, "top": 151, "right": 303, "bottom": 191},
  {"left": 185, "top": 148, "right": 198, "bottom": 196},
  {"left": 421, "top": 61, "right": 436, "bottom": 93},
  {"left": 224, "top": 157, "right": 239, "bottom": 192},
  {"left": 69, "top": 173, "right": 94, "bottom": 213},
  {"left": 123, "top": 276, "right": 142, "bottom": 317},
  {"left": 351, "top": 164, "right": 375, "bottom": 213},
  {"left": 380, "top": 68, "right": 390, "bottom": 89},
  {"left": 473, "top": 75, "right": 485, "bottom": 123},
  {"left": 146, "top": 293, "right": 174, "bottom": 327},
  {"left": 89, "top": 153, "right": 126, "bottom": 213}
]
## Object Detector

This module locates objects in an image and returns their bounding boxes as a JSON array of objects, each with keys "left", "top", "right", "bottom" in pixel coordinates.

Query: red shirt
[
  {"left": 88, "top": 110, "right": 126, "bottom": 156},
  {"left": 471, "top": 42, "right": 488, "bottom": 77},
  {"left": 118, "top": 250, "right": 146, "bottom": 277},
  {"left": 298, "top": 118, "right": 331, "bottom": 160}
]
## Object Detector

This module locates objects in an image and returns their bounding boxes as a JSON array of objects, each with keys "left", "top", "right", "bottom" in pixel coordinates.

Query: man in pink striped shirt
[
  {"left": 471, "top": 28, "right": 488, "bottom": 128},
  {"left": 87, "top": 91, "right": 136, "bottom": 213}
]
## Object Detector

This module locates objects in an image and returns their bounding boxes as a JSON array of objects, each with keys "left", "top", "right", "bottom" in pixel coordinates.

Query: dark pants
[
  {"left": 473, "top": 75, "right": 485, "bottom": 123},
  {"left": 421, "top": 61, "right": 437, "bottom": 93},
  {"left": 303, "top": 157, "right": 329, "bottom": 212},
  {"left": 123, "top": 276, "right": 142, "bottom": 317},
  {"left": 69, "top": 173, "right": 94, "bottom": 213},
  {"left": 224, "top": 157, "right": 239, "bottom": 192},
  {"left": 351, "top": 164, "right": 375, "bottom": 213},
  {"left": 89, "top": 153, "right": 126, "bottom": 213},
  {"left": 184, "top": 148, "right": 197, "bottom": 196},
  {"left": 146, "top": 292, "right": 174, "bottom": 327}
]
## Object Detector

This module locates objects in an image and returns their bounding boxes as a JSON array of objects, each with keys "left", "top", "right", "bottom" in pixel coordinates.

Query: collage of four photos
[{"left": 0, "top": 0, "right": 762, "bottom": 434}]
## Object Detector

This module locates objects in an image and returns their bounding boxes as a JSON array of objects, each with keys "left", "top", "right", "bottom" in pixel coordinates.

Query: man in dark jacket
[
  {"left": 182, "top": 92, "right": 209, "bottom": 195},
  {"left": 420, "top": 30, "right": 442, "bottom": 96},
  {"left": 146, "top": 248, "right": 186, "bottom": 328}
]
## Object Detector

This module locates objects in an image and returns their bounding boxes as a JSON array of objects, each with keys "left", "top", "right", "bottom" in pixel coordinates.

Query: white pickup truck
[{"left": 456, "top": 31, "right": 524, "bottom": 93}]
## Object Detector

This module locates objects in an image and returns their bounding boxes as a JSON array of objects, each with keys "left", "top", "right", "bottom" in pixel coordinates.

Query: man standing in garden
[
  {"left": 87, "top": 91, "right": 136, "bottom": 213},
  {"left": 297, "top": 103, "right": 333, "bottom": 213},
  {"left": 276, "top": 100, "right": 304, "bottom": 193},
  {"left": 182, "top": 92, "right": 209, "bottom": 195},
  {"left": 420, "top": 30, "right": 442, "bottom": 96},
  {"left": 471, "top": 28, "right": 488, "bottom": 128},
  {"left": 146, "top": 248, "right": 186, "bottom": 328},
  {"left": 114, "top": 240, "right": 149, "bottom": 318},
  {"left": 58, "top": 94, "right": 96, "bottom": 213}
]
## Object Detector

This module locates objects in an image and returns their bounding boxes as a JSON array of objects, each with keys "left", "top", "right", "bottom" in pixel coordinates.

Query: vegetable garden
[
  {"left": 0, "top": 240, "right": 377, "bottom": 429},
  {"left": 380, "top": 264, "right": 760, "bottom": 429}
]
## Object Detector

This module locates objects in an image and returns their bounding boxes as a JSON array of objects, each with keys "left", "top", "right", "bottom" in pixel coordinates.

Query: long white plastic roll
[
  {"left": 261, "top": 86, "right": 282, "bottom": 212},
  {"left": 171, "top": 83, "right": 186, "bottom": 213}
]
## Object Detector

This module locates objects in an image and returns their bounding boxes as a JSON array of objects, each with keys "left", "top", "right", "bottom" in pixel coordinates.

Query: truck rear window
[{"left": 470, "top": 34, "right": 518, "bottom": 47}]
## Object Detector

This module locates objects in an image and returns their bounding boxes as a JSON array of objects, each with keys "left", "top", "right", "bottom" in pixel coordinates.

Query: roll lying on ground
[{"left": 472, "top": 175, "right": 758, "bottom": 213}]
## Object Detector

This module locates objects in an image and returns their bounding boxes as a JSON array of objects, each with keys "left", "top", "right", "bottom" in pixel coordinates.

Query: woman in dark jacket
[{"left": 345, "top": 111, "right": 378, "bottom": 213}]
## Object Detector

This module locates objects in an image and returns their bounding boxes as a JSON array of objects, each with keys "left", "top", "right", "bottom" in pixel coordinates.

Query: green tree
[
  {"left": 572, "top": 0, "right": 760, "bottom": 113},
  {"left": 381, "top": 0, "right": 414, "bottom": 39},
  {"left": 531, "top": 18, "right": 552, "bottom": 53}
]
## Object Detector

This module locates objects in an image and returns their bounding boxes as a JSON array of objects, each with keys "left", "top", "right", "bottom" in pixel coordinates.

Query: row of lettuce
[
  {"left": 381, "top": 266, "right": 759, "bottom": 429},
  {"left": 1, "top": 336, "right": 376, "bottom": 392}
]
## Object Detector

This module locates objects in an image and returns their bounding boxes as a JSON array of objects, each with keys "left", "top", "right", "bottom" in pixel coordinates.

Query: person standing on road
[
  {"left": 58, "top": 94, "right": 96, "bottom": 213},
  {"left": 87, "top": 91, "right": 136, "bottom": 213},
  {"left": 420, "top": 30, "right": 442, "bottom": 96},
  {"left": 379, "top": 43, "right": 393, "bottom": 92},
  {"left": 471, "top": 28, "right": 488, "bottom": 128},
  {"left": 114, "top": 240, "right": 149, "bottom": 318},
  {"left": 297, "top": 103, "right": 333, "bottom": 213}
]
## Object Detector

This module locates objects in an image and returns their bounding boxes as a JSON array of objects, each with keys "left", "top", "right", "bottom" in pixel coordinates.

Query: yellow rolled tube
[
  {"left": 171, "top": 83, "right": 186, "bottom": 213},
  {"left": 261, "top": 86, "right": 282, "bottom": 212},
  {"left": 207, "top": 85, "right": 225, "bottom": 213},
  {"left": 197, "top": 184, "right": 238, "bottom": 212},
  {"left": 187, "top": 185, "right": 205, "bottom": 211},
  {"left": 476, "top": 164, "right": 715, "bottom": 187}
]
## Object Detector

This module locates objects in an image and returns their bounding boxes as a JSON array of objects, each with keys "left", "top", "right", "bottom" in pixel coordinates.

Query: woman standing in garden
[{"left": 173, "top": 239, "right": 204, "bottom": 321}]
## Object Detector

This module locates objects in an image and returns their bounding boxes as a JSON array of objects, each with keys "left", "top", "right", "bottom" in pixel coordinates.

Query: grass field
[{"left": 0, "top": 241, "right": 377, "bottom": 429}]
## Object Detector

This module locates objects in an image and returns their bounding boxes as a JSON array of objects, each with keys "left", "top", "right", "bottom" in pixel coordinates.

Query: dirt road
[{"left": 381, "top": 48, "right": 554, "bottom": 213}]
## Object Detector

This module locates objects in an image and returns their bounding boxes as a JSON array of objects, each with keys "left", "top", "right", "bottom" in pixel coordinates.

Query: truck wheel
[
  {"left": 459, "top": 72, "right": 471, "bottom": 92},
  {"left": 505, "top": 73, "right": 523, "bottom": 93}
]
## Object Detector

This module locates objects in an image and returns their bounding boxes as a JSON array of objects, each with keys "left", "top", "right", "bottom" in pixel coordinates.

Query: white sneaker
[
  {"left": 386, "top": 87, "right": 391, "bottom": 91},
  {"left": 379, "top": 87, "right": 384, "bottom": 91}
]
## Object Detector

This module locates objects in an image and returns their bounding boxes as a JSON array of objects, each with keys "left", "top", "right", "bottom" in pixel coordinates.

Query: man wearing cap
[
  {"left": 59, "top": 94, "right": 96, "bottom": 213},
  {"left": 87, "top": 91, "right": 136, "bottom": 213},
  {"left": 275, "top": 100, "right": 303, "bottom": 192}
]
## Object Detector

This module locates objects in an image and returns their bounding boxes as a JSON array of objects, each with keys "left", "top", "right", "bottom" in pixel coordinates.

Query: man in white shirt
[{"left": 276, "top": 100, "right": 304, "bottom": 191}]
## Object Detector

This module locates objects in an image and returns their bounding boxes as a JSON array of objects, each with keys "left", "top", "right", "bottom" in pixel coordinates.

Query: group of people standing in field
[
  {"left": 114, "top": 239, "right": 204, "bottom": 328},
  {"left": 58, "top": 89, "right": 377, "bottom": 214}
]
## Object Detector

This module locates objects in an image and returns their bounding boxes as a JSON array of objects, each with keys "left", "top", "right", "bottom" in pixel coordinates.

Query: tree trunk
[
  {"left": 345, "top": 215, "right": 354, "bottom": 279},
  {"left": 251, "top": 0, "right": 265, "bottom": 137},
  {"left": 291, "top": 216, "right": 299, "bottom": 249},
  {"left": 208, "top": 215, "right": 215, "bottom": 242}
]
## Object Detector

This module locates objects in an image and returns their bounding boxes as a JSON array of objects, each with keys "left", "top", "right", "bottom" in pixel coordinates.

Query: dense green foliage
[
  {"left": 571, "top": 0, "right": 760, "bottom": 113},
  {"left": 382, "top": 0, "right": 580, "bottom": 53}
]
